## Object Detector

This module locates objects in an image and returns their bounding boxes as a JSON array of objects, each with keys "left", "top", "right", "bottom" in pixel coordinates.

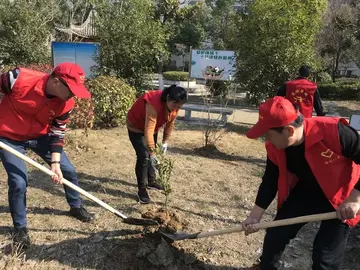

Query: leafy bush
[
  {"left": 315, "top": 72, "right": 332, "bottom": 83},
  {"left": 334, "top": 77, "right": 360, "bottom": 84},
  {"left": 318, "top": 82, "right": 360, "bottom": 100},
  {"left": 70, "top": 97, "right": 95, "bottom": 133},
  {"left": 205, "top": 80, "right": 232, "bottom": 97},
  {"left": 87, "top": 76, "right": 136, "bottom": 127},
  {"left": 2, "top": 63, "right": 52, "bottom": 73},
  {"left": 163, "top": 71, "right": 190, "bottom": 81}
]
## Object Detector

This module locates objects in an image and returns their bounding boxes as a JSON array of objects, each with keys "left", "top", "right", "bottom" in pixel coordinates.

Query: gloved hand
[
  {"left": 161, "top": 143, "right": 168, "bottom": 154},
  {"left": 150, "top": 155, "right": 160, "bottom": 169}
]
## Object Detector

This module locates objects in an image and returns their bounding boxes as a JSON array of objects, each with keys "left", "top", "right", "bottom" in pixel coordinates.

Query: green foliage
[
  {"left": 0, "top": 1, "right": 56, "bottom": 65},
  {"left": 2, "top": 63, "right": 53, "bottom": 73},
  {"left": 169, "top": 2, "right": 210, "bottom": 55},
  {"left": 315, "top": 72, "right": 333, "bottom": 83},
  {"left": 237, "top": 0, "right": 328, "bottom": 104},
  {"left": 205, "top": 79, "right": 231, "bottom": 97},
  {"left": 317, "top": 1, "right": 359, "bottom": 82},
  {"left": 87, "top": 75, "right": 136, "bottom": 127},
  {"left": 318, "top": 82, "right": 360, "bottom": 100},
  {"left": 155, "top": 0, "right": 180, "bottom": 23},
  {"left": 70, "top": 97, "right": 95, "bottom": 134},
  {"left": 163, "top": 71, "right": 190, "bottom": 81},
  {"left": 205, "top": 0, "right": 240, "bottom": 50},
  {"left": 93, "top": 0, "right": 168, "bottom": 89},
  {"left": 154, "top": 144, "right": 174, "bottom": 211}
]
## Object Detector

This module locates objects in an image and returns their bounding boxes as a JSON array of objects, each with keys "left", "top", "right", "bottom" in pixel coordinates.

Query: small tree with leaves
[{"left": 154, "top": 144, "right": 174, "bottom": 213}]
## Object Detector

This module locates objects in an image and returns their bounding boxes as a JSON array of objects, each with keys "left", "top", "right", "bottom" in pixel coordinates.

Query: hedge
[
  {"left": 318, "top": 82, "right": 360, "bottom": 100},
  {"left": 163, "top": 71, "right": 190, "bottom": 81}
]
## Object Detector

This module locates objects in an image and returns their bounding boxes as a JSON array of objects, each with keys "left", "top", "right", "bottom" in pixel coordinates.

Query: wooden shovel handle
[
  {"left": 0, "top": 141, "right": 128, "bottom": 219},
  {"left": 197, "top": 212, "right": 338, "bottom": 239}
]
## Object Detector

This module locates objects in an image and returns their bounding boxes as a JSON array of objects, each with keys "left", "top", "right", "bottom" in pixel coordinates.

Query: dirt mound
[{"left": 141, "top": 206, "right": 187, "bottom": 234}]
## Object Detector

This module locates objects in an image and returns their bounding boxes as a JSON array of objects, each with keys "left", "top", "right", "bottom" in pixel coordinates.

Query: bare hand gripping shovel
[
  {"left": 0, "top": 142, "right": 158, "bottom": 226},
  {"left": 160, "top": 212, "right": 344, "bottom": 242}
]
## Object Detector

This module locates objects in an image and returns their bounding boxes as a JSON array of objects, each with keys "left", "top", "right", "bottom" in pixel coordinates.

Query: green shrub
[
  {"left": 163, "top": 71, "right": 190, "bottom": 81},
  {"left": 3, "top": 63, "right": 53, "bottom": 73},
  {"left": 318, "top": 82, "right": 360, "bottom": 100},
  {"left": 334, "top": 77, "right": 360, "bottom": 84},
  {"left": 70, "top": 97, "right": 94, "bottom": 133},
  {"left": 315, "top": 72, "right": 332, "bottom": 83},
  {"left": 87, "top": 76, "right": 136, "bottom": 127},
  {"left": 205, "top": 80, "right": 232, "bottom": 97}
]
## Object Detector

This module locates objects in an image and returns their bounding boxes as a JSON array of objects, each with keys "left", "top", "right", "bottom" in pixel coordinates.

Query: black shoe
[
  {"left": 148, "top": 181, "right": 164, "bottom": 191},
  {"left": 137, "top": 188, "right": 151, "bottom": 204},
  {"left": 13, "top": 227, "right": 31, "bottom": 249},
  {"left": 69, "top": 205, "right": 94, "bottom": 222}
]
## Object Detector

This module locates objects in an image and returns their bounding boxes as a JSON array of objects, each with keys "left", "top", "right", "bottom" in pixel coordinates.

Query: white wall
[{"left": 338, "top": 62, "right": 360, "bottom": 77}]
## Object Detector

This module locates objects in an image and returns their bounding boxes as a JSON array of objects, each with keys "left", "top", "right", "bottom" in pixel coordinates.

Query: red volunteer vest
[
  {"left": 266, "top": 117, "right": 360, "bottom": 226},
  {"left": 285, "top": 79, "right": 317, "bottom": 118},
  {"left": 0, "top": 68, "right": 75, "bottom": 141},
  {"left": 127, "top": 90, "right": 177, "bottom": 132}
]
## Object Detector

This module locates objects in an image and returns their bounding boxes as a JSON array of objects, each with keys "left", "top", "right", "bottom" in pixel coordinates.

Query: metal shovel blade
[
  {"left": 123, "top": 217, "right": 158, "bottom": 226},
  {"left": 159, "top": 230, "right": 200, "bottom": 242}
]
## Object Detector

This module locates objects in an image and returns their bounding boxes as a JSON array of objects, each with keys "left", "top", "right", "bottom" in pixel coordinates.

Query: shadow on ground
[{"left": 0, "top": 226, "right": 258, "bottom": 270}]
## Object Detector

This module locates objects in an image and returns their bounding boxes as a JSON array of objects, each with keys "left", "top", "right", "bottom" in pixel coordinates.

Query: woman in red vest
[
  {"left": 242, "top": 96, "right": 360, "bottom": 270},
  {"left": 127, "top": 85, "right": 187, "bottom": 204}
]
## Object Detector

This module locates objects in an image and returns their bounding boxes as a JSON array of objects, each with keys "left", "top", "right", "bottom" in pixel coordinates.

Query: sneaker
[
  {"left": 13, "top": 227, "right": 31, "bottom": 249},
  {"left": 69, "top": 205, "right": 94, "bottom": 222},
  {"left": 137, "top": 188, "right": 151, "bottom": 204},
  {"left": 148, "top": 181, "right": 164, "bottom": 191}
]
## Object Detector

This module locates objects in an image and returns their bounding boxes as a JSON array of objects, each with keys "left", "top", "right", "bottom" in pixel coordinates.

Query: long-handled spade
[
  {"left": 159, "top": 212, "right": 345, "bottom": 242},
  {"left": 0, "top": 142, "right": 158, "bottom": 226}
]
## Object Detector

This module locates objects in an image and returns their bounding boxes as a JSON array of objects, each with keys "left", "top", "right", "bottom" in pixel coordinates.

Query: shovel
[
  {"left": 0, "top": 141, "right": 158, "bottom": 226},
  {"left": 160, "top": 211, "right": 342, "bottom": 242}
]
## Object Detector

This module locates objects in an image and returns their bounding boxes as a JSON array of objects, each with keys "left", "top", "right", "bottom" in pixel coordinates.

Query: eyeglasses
[{"left": 57, "top": 77, "right": 74, "bottom": 97}]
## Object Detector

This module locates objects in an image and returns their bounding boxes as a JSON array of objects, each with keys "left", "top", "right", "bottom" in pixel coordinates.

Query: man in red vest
[
  {"left": 277, "top": 65, "right": 325, "bottom": 118},
  {"left": 242, "top": 96, "right": 360, "bottom": 270},
  {"left": 0, "top": 62, "right": 94, "bottom": 248}
]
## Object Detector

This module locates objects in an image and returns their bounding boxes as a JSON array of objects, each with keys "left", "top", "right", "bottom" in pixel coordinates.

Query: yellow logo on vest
[
  {"left": 321, "top": 149, "right": 341, "bottom": 165},
  {"left": 321, "top": 149, "right": 333, "bottom": 158},
  {"left": 292, "top": 89, "right": 308, "bottom": 103}
]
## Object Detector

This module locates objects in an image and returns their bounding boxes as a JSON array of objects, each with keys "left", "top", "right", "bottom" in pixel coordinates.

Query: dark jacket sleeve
[
  {"left": 276, "top": 84, "right": 286, "bottom": 97},
  {"left": 0, "top": 69, "right": 19, "bottom": 94},
  {"left": 338, "top": 122, "right": 360, "bottom": 190},
  {"left": 313, "top": 89, "right": 325, "bottom": 116},
  {"left": 255, "top": 157, "right": 279, "bottom": 209}
]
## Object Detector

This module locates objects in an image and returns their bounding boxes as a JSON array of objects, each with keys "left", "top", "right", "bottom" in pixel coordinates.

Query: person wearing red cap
[
  {"left": 242, "top": 96, "right": 360, "bottom": 269},
  {"left": 0, "top": 62, "right": 93, "bottom": 248},
  {"left": 276, "top": 65, "right": 326, "bottom": 118}
]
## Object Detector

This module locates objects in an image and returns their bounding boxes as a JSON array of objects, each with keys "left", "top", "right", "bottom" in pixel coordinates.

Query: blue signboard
[{"left": 51, "top": 42, "right": 100, "bottom": 78}]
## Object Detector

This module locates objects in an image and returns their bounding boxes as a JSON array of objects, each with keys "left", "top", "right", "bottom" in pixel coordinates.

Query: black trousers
[
  {"left": 260, "top": 183, "right": 350, "bottom": 270},
  {"left": 128, "top": 130, "right": 158, "bottom": 189}
]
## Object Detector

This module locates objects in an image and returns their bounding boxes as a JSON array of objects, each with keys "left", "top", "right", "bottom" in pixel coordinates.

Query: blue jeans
[{"left": 0, "top": 135, "right": 81, "bottom": 228}]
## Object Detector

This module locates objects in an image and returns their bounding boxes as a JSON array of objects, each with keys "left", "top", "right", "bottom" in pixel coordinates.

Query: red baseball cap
[
  {"left": 53, "top": 62, "right": 91, "bottom": 98},
  {"left": 246, "top": 96, "right": 299, "bottom": 139}
]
